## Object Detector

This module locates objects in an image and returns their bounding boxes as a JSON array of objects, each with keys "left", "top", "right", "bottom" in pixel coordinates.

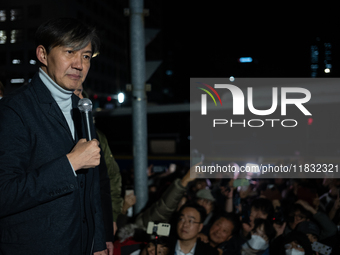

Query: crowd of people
[{"left": 111, "top": 163, "right": 340, "bottom": 255}]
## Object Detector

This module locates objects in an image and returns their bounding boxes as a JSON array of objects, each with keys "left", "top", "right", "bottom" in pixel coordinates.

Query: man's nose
[
  {"left": 72, "top": 54, "right": 83, "bottom": 70},
  {"left": 182, "top": 220, "right": 190, "bottom": 227}
]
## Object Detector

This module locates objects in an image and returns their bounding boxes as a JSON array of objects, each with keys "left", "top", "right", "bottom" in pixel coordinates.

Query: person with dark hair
[
  {"left": 195, "top": 188, "right": 216, "bottom": 227},
  {"left": 0, "top": 18, "right": 106, "bottom": 255},
  {"left": 74, "top": 84, "right": 117, "bottom": 254},
  {"left": 241, "top": 198, "right": 274, "bottom": 239},
  {"left": 286, "top": 203, "right": 313, "bottom": 231},
  {"left": 283, "top": 200, "right": 337, "bottom": 241},
  {"left": 168, "top": 202, "right": 219, "bottom": 255},
  {"left": 241, "top": 218, "right": 276, "bottom": 255},
  {"left": 276, "top": 230, "right": 313, "bottom": 255},
  {"left": 141, "top": 237, "right": 169, "bottom": 255},
  {"left": 208, "top": 212, "right": 242, "bottom": 255}
]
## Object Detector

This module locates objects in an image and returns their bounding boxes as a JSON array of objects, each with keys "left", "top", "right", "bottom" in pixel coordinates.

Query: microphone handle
[{"left": 82, "top": 111, "right": 93, "bottom": 141}]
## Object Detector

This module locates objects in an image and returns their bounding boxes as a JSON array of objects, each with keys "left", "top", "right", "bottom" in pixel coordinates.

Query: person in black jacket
[
  {"left": 0, "top": 18, "right": 107, "bottom": 255},
  {"left": 168, "top": 202, "right": 219, "bottom": 255}
]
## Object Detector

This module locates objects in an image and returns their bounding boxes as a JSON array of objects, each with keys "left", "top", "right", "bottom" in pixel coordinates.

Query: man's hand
[
  {"left": 121, "top": 193, "right": 137, "bottom": 215},
  {"left": 67, "top": 138, "right": 101, "bottom": 171},
  {"left": 242, "top": 222, "right": 252, "bottom": 237},
  {"left": 221, "top": 186, "right": 233, "bottom": 198},
  {"left": 333, "top": 196, "right": 340, "bottom": 211},
  {"left": 94, "top": 250, "right": 107, "bottom": 255},
  {"left": 296, "top": 199, "right": 317, "bottom": 215},
  {"left": 273, "top": 222, "right": 286, "bottom": 238},
  {"left": 197, "top": 233, "right": 209, "bottom": 243},
  {"left": 113, "top": 222, "right": 117, "bottom": 236},
  {"left": 106, "top": 242, "right": 114, "bottom": 255},
  {"left": 181, "top": 162, "right": 202, "bottom": 187}
]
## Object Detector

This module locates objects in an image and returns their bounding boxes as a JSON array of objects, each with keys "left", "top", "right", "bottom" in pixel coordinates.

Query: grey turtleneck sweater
[
  {"left": 39, "top": 68, "right": 77, "bottom": 176},
  {"left": 39, "top": 68, "right": 75, "bottom": 140}
]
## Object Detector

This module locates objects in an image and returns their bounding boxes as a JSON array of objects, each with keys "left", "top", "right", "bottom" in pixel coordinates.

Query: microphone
[{"left": 78, "top": 98, "right": 93, "bottom": 141}]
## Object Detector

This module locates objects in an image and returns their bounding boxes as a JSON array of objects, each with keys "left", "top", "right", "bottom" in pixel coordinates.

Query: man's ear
[
  {"left": 198, "top": 223, "right": 203, "bottom": 233},
  {"left": 36, "top": 45, "right": 48, "bottom": 66}
]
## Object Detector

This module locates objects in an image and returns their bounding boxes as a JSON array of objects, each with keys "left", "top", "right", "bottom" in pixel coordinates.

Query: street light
[{"left": 118, "top": 92, "right": 125, "bottom": 103}]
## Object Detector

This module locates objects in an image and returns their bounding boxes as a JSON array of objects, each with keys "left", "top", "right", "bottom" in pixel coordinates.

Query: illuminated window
[
  {"left": 10, "top": 30, "right": 23, "bottom": 43},
  {"left": 0, "top": 30, "right": 6, "bottom": 44},
  {"left": 0, "top": 10, "right": 6, "bottom": 22},
  {"left": 10, "top": 9, "right": 23, "bottom": 21}
]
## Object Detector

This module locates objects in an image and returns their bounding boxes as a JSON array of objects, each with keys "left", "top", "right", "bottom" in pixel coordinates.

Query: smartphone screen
[{"left": 125, "top": 189, "right": 134, "bottom": 196}]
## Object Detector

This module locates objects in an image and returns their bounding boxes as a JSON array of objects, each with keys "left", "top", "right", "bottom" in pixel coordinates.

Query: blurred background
[{"left": 1, "top": 0, "right": 339, "bottom": 171}]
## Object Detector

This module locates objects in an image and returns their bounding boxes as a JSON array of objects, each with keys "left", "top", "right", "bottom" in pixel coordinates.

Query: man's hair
[
  {"left": 289, "top": 203, "right": 312, "bottom": 220},
  {"left": 253, "top": 218, "right": 276, "bottom": 241},
  {"left": 35, "top": 18, "right": 100, "bottom": 56},
  {"left": 178, "top": 202, "right": 207, "bottom": 223},
  {"left": 251, "top": 198, "right": 274, "bottom": 219},
  {"left": 214, "top": 212, "right": 240, "bottom": 236}
]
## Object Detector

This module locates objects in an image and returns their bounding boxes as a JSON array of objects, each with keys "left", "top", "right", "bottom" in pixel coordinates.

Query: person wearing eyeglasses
[{"left": 168, "top": 202, "right": 219, "bottom": 255}]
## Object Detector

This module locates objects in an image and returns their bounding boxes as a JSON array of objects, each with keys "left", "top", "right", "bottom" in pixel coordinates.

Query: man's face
[
  {"left": 146, "top": 242, "right": 167, "bottom": 255},
  {"left": 209, "top": 217, "right": 234, "bottom": 245},
  {"left": 39, "top": 42, "right": 92, "bottom": 91},
  {"left": 196, "top": 198, "right": 214, "bottom": 214},
  {"left": 306, "top": 233, "right": 318, "bottom": 243},
  {"left": 177, "top": 207, "right": 203, "bottom": 241}
]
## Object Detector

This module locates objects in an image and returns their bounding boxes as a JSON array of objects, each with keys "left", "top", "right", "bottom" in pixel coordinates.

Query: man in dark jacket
[
  {"left": 168, "top": 203, "right": 219, "bottom": 255},
  {"left": 0, "top": 18, "right": 106, "bottom": 255}
]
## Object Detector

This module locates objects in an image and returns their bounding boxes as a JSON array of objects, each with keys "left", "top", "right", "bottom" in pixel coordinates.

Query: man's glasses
[{"left": 178, "top": 217, "right": 201, "bottom": 226}]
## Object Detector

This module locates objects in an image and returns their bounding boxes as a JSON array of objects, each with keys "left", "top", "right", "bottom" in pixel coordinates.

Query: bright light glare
[
  {"left": 245, "top": 163, "right": 260, "bottom": 178},
  {"left": 239, "top": 57, "right": 253, "bottom": 63},
  {"left": 324, "top": 68, "right": 330, "bottom": 73},
  {"left": 10, "top": 78, "right": 24, "bottom": 83},
  {"left": 118, "top": 92, "right": 125, "bottom": 103}
]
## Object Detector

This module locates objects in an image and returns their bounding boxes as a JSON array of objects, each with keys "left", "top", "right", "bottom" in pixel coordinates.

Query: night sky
[{"left": 162, "top": 2, "right": 340, "bottom": 80}]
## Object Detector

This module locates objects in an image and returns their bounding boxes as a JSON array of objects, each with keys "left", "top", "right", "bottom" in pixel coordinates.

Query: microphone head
[{"left": 78, "top": 98, "right": 93, "bottom": 112}]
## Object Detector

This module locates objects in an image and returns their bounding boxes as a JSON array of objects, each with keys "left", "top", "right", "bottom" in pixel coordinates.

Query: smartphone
[
  {"left": 125, "top": 189, "right": 134, "bottom": 217},
  {"left": 233, "top": 179, "right": 250, "bottom": 188},
  {"left": 191, "top": 149, "right": 204, "bottom": 166},
  {"left": 169, "top": 163, "right": 176, "bottom": 173},
  {"left": 126, "top": 189, "right": 134, "bottom": 196}
]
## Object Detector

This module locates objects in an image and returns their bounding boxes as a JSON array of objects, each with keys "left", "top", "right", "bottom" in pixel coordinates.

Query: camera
[
  {"left": 272, "top": 206, "right": 286, "bottom": 225},
  {"left": 147, "top": 222, "right": 171, "bottom": 236}
]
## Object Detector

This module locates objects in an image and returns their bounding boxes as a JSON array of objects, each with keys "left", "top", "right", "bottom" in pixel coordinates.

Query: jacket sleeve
[
  {"left": 97, "top": 129, "right": 123, "bottom": 222},
  {"left": 0, "top": 105, "right": 78, "bottom": 218},
  {"left": 135, "top": 178, "right": 186, "bottom": 228},
  {"left": 313, "top": 211, "right": 338, "bottom": 240}
]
